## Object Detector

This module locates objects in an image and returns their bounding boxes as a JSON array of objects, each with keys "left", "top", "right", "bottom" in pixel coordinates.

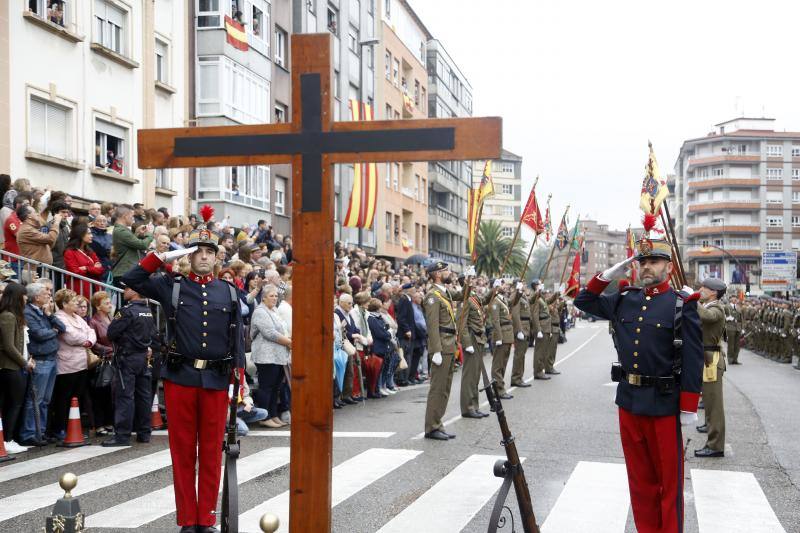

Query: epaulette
[{"left": 677, "top": 290, "right": 700, "bottom": 303}]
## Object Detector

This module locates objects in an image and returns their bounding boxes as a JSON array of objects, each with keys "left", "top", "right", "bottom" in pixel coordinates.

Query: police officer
[
  {"left": 102, "top": 283, "right": 159, "bottom": 447},
  {"left": 695, "top": 277, "right": 727, "bottom": 458},
  {"left": 510, "top": 281, "right": 532, "bottom": 387},
  {"left": 458, "top": 276, "right": 490, "bottom": 419},
  {"left": 122, "top": 208, "right": 244, "bottom": 533},
  {"left": 489, "top": 279, "right": 515, "bottom": 399},
  {"left": 423, "top": 261, "right": 461, "bottom": 441},
  {"left": 574, "top": 237, "right": 704, "bottom": 533}
]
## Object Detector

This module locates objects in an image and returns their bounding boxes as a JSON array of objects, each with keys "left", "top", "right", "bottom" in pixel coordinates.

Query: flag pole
[
  {"left": 539, "top": 205, "right": 569, "bottom": 282},
  {"left": 520, "top": 193, "right": 550, "bottom": 281},
  {"left": 498, "top": 176, "right": 538, "bottom": 278},
  {"left": 558, "top": 220, "right": 581, "bottom": 286},
  {"left": 660, "top": 204, "right": 687, "bottom": 286}
]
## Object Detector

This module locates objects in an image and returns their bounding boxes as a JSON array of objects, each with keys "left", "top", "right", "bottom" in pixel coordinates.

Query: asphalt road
[{"left": 1, "top": 320, "right": 798, "bottom": 532}]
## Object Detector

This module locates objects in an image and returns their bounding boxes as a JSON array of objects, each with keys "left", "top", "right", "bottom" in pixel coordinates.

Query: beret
[{"left": 701, "top": 277, "right": 727, "bottom": 291}]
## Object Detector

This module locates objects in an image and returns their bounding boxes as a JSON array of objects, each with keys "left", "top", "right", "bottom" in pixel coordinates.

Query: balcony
[
  {"left": 429, "top": 248, "right": 465, "bottom": 266},
  {"left": 685, "top": 246, "right": 762, "bottom": 259},
  {"left": 428, "top": 204, "right": 462, "bottom": 235},
  {"left": 687, "top": 177, "right": 760, "bottom": 189},
  {"left": 686, "top": 154, "right": 760, "bottom": 169},
  {"left": 428, "top": 162, "right": 462, "bottom": 194},
  {"left": 687, "top": 200, "right": 760, "bottom": 213},
  {"left": 685, "top": 225, "right": 760, "bottom": 236}
]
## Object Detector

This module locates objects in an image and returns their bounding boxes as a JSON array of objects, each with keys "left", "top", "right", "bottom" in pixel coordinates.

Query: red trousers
[
  {"left": 618, "top": 408, "right": 684, "bottom": 533},
  {"left": 164, "top": 380, "right": 228, "bottom": 527},
  {"left": 362, "top": 353, "right": 382, "bottom": 394}
]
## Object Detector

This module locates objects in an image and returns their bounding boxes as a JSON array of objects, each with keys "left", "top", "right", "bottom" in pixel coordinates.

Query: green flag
[{"left": 570, "top": 216, "right": 581, "bottom": 250}]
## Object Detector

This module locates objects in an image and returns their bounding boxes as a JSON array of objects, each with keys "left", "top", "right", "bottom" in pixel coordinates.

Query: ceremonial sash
[
  {"left": 432, "top": 289, "right": 456, "bottom": 327},
  {"left": 469, "top": 296, "right": 484, "bottom": 322}
]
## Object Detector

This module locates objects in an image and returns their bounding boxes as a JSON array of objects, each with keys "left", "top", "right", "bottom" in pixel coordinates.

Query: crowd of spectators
[{"left": 0, "top": 173, "right": 448, "bottom": 455}]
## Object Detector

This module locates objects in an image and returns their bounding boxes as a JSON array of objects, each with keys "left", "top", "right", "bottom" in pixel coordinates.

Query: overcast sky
[{"left": 412, "top": 0, "right": 800, "bottom": 237}]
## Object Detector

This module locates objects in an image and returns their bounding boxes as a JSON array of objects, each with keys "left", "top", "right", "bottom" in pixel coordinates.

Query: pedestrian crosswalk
[{"left": 0, "top": 445, "right": 789, "bottom": 532}]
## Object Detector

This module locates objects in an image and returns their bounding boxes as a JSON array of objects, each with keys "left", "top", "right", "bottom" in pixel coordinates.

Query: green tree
[{"left": 475, "top": 220, "right": 527, "bottom": 278}]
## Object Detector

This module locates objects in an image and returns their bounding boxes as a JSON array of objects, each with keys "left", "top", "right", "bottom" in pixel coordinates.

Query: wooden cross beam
[{"left": 137, "top": 33, "right": 501, "bottom": 532}]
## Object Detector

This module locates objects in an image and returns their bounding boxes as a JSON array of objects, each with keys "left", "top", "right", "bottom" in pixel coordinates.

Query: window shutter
[
  {"left": 47, "top": 104, "right": 68, "bottom": 159},
  {"left": 105, "top": 2, "right": 125, "bottom": 26},
  {"left": 95, "top": 119, "right": 127, "bottom": 140},
  {"left": 29, "top": 97, "right": 47, "bottom": 154}
]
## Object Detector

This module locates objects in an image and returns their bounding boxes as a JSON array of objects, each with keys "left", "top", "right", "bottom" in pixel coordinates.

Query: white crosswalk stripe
[
  {"left": 239, "top": 448, "right": 422, "bottom": 532},
  {"left": 691, "top": 468, "right": 786, "bottom": 533},
  {"left": 0, "top": 449, "right": 172, "bottom": 522},
  {"left": 541, "top": 461, "right": 630, "bottom": 532},
  {"left": 85, "top": 447, "right": 291, "bottom": 529},
  {"left": 377, "top": 454, "right": 516, "bottom": 533},
  {"left": 151, "top": 430, "right": 395, "bottom": 438},
  {"left": 0, "top": 445, "right": 127, "bottom": 484}
]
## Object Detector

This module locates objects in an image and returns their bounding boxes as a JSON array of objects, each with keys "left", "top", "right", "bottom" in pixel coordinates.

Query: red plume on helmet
[
  {"left": 642, "top": 212, "right": 658, "bottom": 233},
  {"left": 199, "top": 204, "right": 214, "bottom": 224}
]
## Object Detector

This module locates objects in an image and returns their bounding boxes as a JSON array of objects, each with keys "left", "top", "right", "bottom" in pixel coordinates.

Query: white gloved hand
[
  {"left": 465, "top": 346, "right": 475, "bottom": 354},
  {"left": 725, "top": 316, "right": 734, "bottom": 322},
  {"left": 493, "top": 279, "right": 503, "bottom": 289},
  {"left": 431, "top": 352, "right": 442, "bottom": 366},
  {"left": 600, "top": 256, "right": 635, "bottom": 281},
  {"left": 464, "top": 266, "right": 476, "bottom": 277},
  {"left": 516, "top": 282, "right": 524, "bottom": 291},
  {"left": 161, "top": 246, "right": 198, "bottom": 262},
  {"left": 495, "top": 340, "right": 503, "bottom": 346},
  {"left": 537, "top": 331, "right": 544, "bottom": 339},
  {"left": 679, "top": 411, "right": 698, "bottom": 426},
  {"left": 681, "top": 285, "right": 694, "bottom": 294},
  {"left": 558, "top": 283, "right": 566, "bottom": 295},
  {"left": 516, "top": 332, "right": 525, "bottom": 340}
]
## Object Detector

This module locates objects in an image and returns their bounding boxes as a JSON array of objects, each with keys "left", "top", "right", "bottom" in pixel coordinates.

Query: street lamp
[{"left": 356, "top": 37, "right": 380, "bottom": 250}]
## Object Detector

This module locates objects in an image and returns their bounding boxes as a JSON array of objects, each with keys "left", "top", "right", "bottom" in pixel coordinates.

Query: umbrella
[{"left": 404, "top": 254, "right": 430, "bottom": 266}]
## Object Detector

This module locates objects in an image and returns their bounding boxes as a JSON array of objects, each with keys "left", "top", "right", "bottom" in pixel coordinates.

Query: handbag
[
  {"left": 397, "top": 346, "right": 408, "bottom": 370},
  {"left": 86, "top": 347, "right": 100, "bottom": 370},
  {"left": 92, "top": 359, "right": 114, "bottom": 388}
]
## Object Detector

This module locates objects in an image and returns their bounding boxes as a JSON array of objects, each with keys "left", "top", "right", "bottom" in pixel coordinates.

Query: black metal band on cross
[{"left": 174, "top": 74, "right": 457, "bottom": 212}]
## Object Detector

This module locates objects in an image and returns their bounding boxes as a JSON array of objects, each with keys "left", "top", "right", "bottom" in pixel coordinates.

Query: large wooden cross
[{"left": 138, "top": 34, "right": 501, "bottom": 532}]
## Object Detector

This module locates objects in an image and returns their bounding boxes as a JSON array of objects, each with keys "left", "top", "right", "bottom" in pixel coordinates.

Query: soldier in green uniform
[
  {"left": 489, "top": 279, "right": 515, "bottom": 399},
  {"left": 458, "top": 280, "right": 490, "bottom": 419},
  {"left": 696, "top": 277, "right": 727, "bottom": 458},
  {"left": 530, "top": 281, "right": 552, "bottom": 380},
  {"left": 724, "top": 296, "right": 743, "bottom": 365},
  {"left": 779, "top": 303, "right": 793, "bottom": 363},
  {"left": 546, "top": 293, "right": 562, "bottom": 375},
  {"left": 792, "top": 304, "right": 800, "bottom": 370},
  {"left": 423, "top": 261, "right": 461, "bottom": 441},
  {"left": 510, "top": 281, "right": 532, "bottom": 388}
]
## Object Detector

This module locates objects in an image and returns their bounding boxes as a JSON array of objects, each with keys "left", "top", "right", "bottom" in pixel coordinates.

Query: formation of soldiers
[
  {"left": 733, "top": 296, "right": 800, "bottom": 368},
  {"left": 421, "top": 261, "right": 568, "bottom": 440}
]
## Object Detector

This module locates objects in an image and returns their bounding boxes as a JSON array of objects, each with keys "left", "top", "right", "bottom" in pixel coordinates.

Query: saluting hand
[{"left": 600, "top": 256, "right": 635, "bottom": 281}]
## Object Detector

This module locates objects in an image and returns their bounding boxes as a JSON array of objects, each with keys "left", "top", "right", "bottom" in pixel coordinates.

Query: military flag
[
  {"left": 467, "top": 188, "right": 482, "bottom": 260},
  {"left": 639, "top": 141, "right": 669, "bottom": 216},
  {"left": 569, "top": 215, "right": 581, "bottom": 250},
  {"left": 543, "top": 206, "right": 552, "bottom": 243},
  {"left": 478, "top": 160, "right": 495, "bottom": 204},
  {"left": 625, "top": 226, "right": 637, "bottom": 284},
  {"left": 555, "top": 216, "right": 569, "bottom": 250},
  {"left": 521, "top": 186, "right": 544, "bottom": 234},
  {"left": 565, "top": 237, "right": 584, "bottom": 298},
  {"left": 343, "top": 100, "right": 378, "bottom": 229}
]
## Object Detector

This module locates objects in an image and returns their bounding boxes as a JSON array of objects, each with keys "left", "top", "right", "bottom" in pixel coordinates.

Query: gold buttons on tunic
[
  {"left": 202, "top": 342, "right": 207, "bottom": 347},
  {"left": 634, "top": 351, "right": 638, "bottom": 356},
  {"left": 634, "top": 340, "right": 639, "bottom": 345},
  {"left": 642, "top": 306, "right": 647, "bottom": 311},
  {"left": 638, "top": 317, "right": 643, "bottom": 322},
  {"left": 633, "top": 363, "right": 638, "bottom": 369},
  {"left": 636, "top": 328, "right": 641, "bottom": 333},
  {"left": 203, "top": 332, "right": 207, "bottom": 337},
  {"left": 202, "top": 285, "right": 206, "bottom": 288},
  {"left": 645, "top": 296, "right": 651, "bottom": 301},
  {"left": 203, "top": 292, "right": 208, "bottom": 297},
  {"left": 203, "top": 321, "right": 208, "bottom": 326},
  {"left": 656, "top": 323, "right": 661, "bottom": 328},
  {"left": 203, "top": 301, "right": 208, "bottom": 306},
  {"left": 203, "top": 311, "right": 208, "bottom": 316}
]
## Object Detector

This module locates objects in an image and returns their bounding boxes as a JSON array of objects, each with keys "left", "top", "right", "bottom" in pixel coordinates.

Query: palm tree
[{"left": 474, "top": 220, "right": 527, "bottom": 278}]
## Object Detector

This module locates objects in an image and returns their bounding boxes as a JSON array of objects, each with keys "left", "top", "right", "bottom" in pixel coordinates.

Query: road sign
[{"left": 760, "top": 251, "right": 797, "bottom": 292}]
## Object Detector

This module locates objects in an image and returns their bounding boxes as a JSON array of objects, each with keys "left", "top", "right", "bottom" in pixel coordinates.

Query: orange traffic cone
[
  {"left": 0, "top": 413, "right": 16, "bottom": 463},
  {"left": 59, "top": 397, "right": 86, "bottom": 448},
  {"left": 150, "top": 394, "right": 166, "bottom": 430}
]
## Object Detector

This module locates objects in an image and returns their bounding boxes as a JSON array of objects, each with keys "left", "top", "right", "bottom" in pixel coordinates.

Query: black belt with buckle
[
  {"left": 167, "top": 352, "right": 233, "bottom": 373},
  {"left": 703, "top": 345, "right": 721, "bottom": 352},
  {"left": 440, "top": 327, "right": 456, "bottom": 335},
  {"left": 499, "top": 320, "right": 512, "bottom": 326},
  {"left": 614, "top": 368, "right": 675, "bottom": 391}
]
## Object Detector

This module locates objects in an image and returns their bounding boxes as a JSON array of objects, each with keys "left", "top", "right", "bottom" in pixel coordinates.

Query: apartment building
[
  {"left": 425, "top": 38, "right": 473, "bottom": 272},
  {"left": 473, "top": 149, "right": 523, "bottom": 238},
  {"left": 673, "top": 117, "right": 800, "bottom": 289},
  {"left": 1, "top": 0, "right": 189, "bottom": 213}
]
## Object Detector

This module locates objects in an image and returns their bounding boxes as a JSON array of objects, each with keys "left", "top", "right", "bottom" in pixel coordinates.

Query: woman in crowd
[
  {"left": 378, "top": 294, "right": 402, "bottom": 393},
  {"left": 367, "top": 298, "right": 394, "bottom": 398},
  {"left": 0, "top": 283, "right": 35, "bottom": 454},
  {"left": 51, "top": 289, "right": 96, "bottom": 441},
  {"left": 88, "top": 291, "right": 115, "bottom": 436},
  {"left": 63, "top": 223, "right": 105, "bottom": 298},
  {"left": 250, "top": 284, "right": 291, "bottom": 428},
  {"left": 350, "top": 291, "right": 378, "bottom": 398},
  {"left": 89, "top": 215, "right": 113, "bottom": 274}
]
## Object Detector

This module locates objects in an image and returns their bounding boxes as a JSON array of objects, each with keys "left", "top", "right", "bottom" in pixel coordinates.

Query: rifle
[
  {"left": 480, "top": 325, "right": 540, "bottom": 533},
  {"left": 221, "top": 367, "right": 241, "bottom": 533}
]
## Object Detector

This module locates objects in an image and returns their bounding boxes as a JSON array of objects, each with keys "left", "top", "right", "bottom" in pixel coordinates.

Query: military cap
[
  {"left": 634, "top": 237, "right": 672, "bottom": 261},
  {"left": 187, "top": 205, "right": 219, "bottom": 252},
  {"left": 425, "top": 260, "right": 449, "bottom": 274},
  {"left": 530, "top": 278, "right": 541, "bottom": 289},
  {"left": 701, "top": 277, "right": 727, "bottom": 292}
]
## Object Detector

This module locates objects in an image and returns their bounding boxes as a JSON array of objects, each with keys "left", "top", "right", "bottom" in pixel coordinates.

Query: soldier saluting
[
  {"left": 122, "top": 206, "right": 244, "bottom": 533},
  {"left": 574, "top": 237, "right": 704, "bottom": 533}
]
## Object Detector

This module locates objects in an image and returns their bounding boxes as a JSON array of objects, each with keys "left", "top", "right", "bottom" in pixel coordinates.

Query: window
[
  {"left": 766, "top": 144, "right": 783, "bottom": 157},
  {"left": 155, "top": 38, "right": 169, "bottom": 83},
  {"left": 766, "top": 240, "right": 783, "bottom": 251},
  {"left": 348, "top": 27, "right": 358, "bottom": 53},
  {"left": 792, "top": 146, "right": 800, "bottom": 157},
  {"left": 766, "top": 216, "right": 783, "bottom": 227},
  {"left": 29, "top": 97, "right": 70, "bottom": 160},
  {"left": 793, "top": 216, "right": 800, "bottom": 228},
  {"left": 501, "top": 184, "right": 513, "bottom": 195},
  {"left": 793, "top": 191, "right": 800, "bottom": 204},
  {"left": 502, "top": 206, "right": 513, "bottom": 217},
  {"left": 766, "top": 191, "right": 783, "bottom": 204},
  {"left": 384, "top": 103, "right": 391, "bottom": 120},
  {"left": 275, "top": 177, "right": 286, "bottom": 215},
  {"left": 414, "top": 79, "right": 420, "bottom": 106},
  {"left": 333, "top": 71, "right": 340, "bottom": 99},
  {"left": 94, "top": 118, "right": 128, "bottom": 175},
  {"left": 385, "top": 0, "right": 391, "bottom": 18},
  {"left": 155, "top": 169, "right": 172, "bottom": 190},
  {"left": 226, "top": 165, "right": 269, "bottom": 207},
  {"left": 767, "top": 168, "right": 783, "bottom": 180},
  {"left": 727, "top": 238, "right": 751, "bottom": 248},
  {"left": 94, "top": 0, "right": 126, "bottom": 55},
  {"left": 501, "top": 227, "right": 514, "bottom": 238},
  {"left": 711, "top": 167, "right": 724, "bottom": 177},
  {"left": 392, "top": 163, "right": 400, "bottom": 190},
  {"left": 274, "top": 27, "right": 287, "bottom": 68},
  {"left": 793, "top": 239, "right": 800, "bottom": 250},
  {"left": 198, "top": 0, "right": 222, "bottom": 27},
  {"left": 793, "top": 169, "right": 800, "bottom": 180},
  {"left": 197, "top": 56, "right": 270, "bottom": 124},
  {"left": 327, "top": 6, "right": 338, "bottom": 35},
  {"left": 393, "top": 58, "right": 400, "bottom": 87},
  {"left": 274, "top": 102, "right": 288, "bottom": 123},
  {"left": 385, "top": 212, "right": 392, "bottom": 241},
  {"left": 252, "top": 3, "right": 264, "bottom": 38},
  {"left": 29, "top": 0, "right": 68, "bottom": 27},
  {"left": 384, "top": 51, "right": 391, "bottom": 80},
  {"left": 393, "top": 214, "right": 400, "bottom": 241}
]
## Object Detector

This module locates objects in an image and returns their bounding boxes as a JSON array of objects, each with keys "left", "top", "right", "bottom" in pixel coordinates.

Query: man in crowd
[
  {"left": 112, "top": 205, "right": 153, "bottom": 288},
  {"left": 47, "top": 200, "right": 72, "bottom": 273},
  {"left": 695, "top": 277, "right": 727, "bottom": 458},
  {"left": 16, "top": 205, "right": 62, "bottom": 267},
  {"left": 394, "top": 282, "right": 416, "bottom": 387}
]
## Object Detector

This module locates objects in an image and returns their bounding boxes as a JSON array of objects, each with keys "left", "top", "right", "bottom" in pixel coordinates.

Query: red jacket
[
  {"left": 2, "top": 212, "right": 21, "bottom": 255},
  {"left": 63, "top": 248, "right": 105, "bottom": 297}
]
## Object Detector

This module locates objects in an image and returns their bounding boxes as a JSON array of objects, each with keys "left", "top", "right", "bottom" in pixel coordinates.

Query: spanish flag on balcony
[
  {"left": 639, "top": 141, "right": 669, "bottom": 216},
  {"left": 224, "top": 16, "right": 249, "bottom": 51},
  {"left": 343, "top": 100, "right": 378, "bottom": 229},
  {"left": 467, "top": 188, "right": 481, "bottom": 260},
  {"left": 402, "top": 236, "right": 411, "bottom": 252},
  {"left": 478, "top": 160, "right": 495, "bottom": 204}
]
